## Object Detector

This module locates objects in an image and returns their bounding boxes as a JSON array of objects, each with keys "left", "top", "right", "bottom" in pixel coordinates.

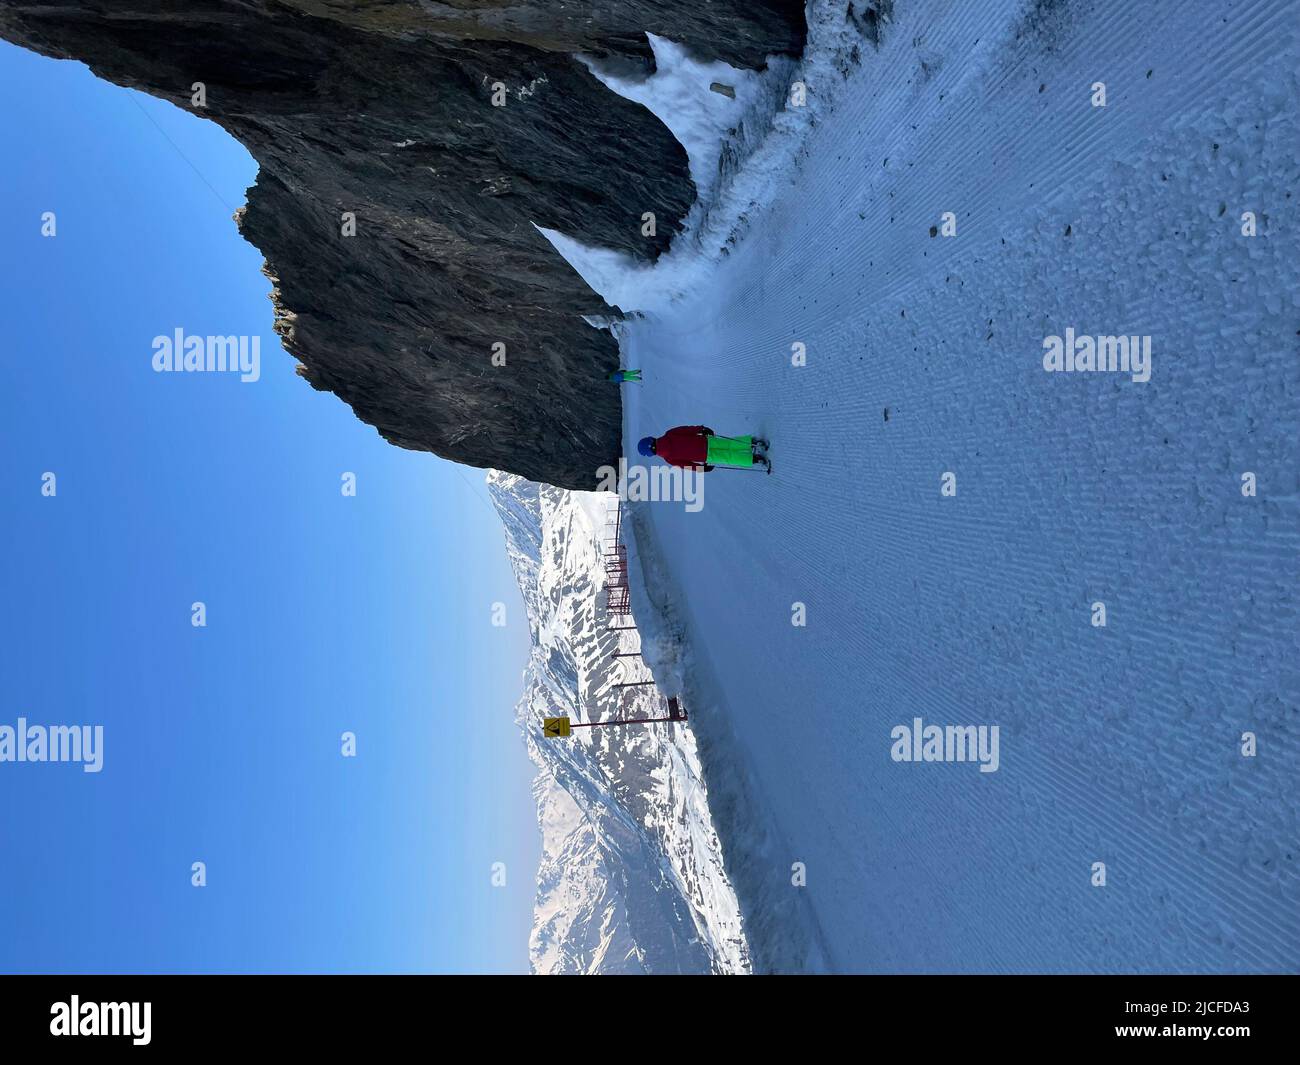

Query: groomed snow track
[{"left": 619, "top": 0, "right": 1300, "bottom": 972}]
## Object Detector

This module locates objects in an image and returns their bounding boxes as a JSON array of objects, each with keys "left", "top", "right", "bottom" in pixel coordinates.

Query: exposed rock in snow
[{"left": 537, "top": 0, "right": 868, "bottom": 315}]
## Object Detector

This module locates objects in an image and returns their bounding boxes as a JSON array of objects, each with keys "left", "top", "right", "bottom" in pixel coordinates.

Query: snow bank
[
  {"left": 620, "top": 501, "right": 690, "bottom": 696},
  {"left": 584, "top": 35, "right": 770, "bottom": 202},
  {"left": 536, "top": 1, "right": 864, "bottom": 313}
]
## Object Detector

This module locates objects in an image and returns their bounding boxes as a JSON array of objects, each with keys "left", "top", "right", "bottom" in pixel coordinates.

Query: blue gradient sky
[{"left": 0, "top": 42, "right": 540, "bottom": 973}]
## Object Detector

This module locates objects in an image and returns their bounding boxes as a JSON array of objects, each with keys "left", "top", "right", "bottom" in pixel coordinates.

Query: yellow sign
[{"left": 542, "top": 717, "right": 572, "bottom": 739}]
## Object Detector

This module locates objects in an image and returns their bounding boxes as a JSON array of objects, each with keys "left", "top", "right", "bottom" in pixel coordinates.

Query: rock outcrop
[{"left": 1, "top": 1, "right": 805, "bottom": 487}]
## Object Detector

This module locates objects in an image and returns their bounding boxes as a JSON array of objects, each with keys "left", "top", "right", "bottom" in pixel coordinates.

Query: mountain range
[{"left": 486, "top": 471, "right": 749, "bottom": 973}]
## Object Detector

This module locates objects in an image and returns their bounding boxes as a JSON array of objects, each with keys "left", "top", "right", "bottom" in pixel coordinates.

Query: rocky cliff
[{"left": 0, "top": 0, "right": 804, "bottom": 487}]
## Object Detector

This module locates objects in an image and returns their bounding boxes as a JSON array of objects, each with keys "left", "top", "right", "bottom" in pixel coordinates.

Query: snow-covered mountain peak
[{"left": 486, "top": 471, "right": 750, "bottom": 974}]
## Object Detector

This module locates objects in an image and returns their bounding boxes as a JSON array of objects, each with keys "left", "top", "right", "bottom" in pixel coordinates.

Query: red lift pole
[
  {"left": 567, "top": 714, "right": 678, "bottom": 729},
  {"left": 542, "top": 698, "right": 686, "bottom": 738}
]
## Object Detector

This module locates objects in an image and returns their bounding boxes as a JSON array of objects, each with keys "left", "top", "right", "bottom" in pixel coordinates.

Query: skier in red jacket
[{"left": 637, "top": 426, "right": 770, "bottom": 473}]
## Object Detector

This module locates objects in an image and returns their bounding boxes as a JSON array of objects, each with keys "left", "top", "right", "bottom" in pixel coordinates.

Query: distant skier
[
  {"left": 637, "top": 425, "right": 770, "bottom": 473},
  {"left": 607, "top": 368, "right": 643, "bottom": 383}
]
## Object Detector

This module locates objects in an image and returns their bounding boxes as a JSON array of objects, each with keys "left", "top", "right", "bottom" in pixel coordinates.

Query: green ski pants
[{"left": 705, "top": 435, "right": 754, "bottom": 467}]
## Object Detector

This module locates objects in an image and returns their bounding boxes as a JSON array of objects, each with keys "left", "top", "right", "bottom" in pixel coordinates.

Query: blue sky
[{"left": 0, "top": 41, "right": 540, "bottom": 973}]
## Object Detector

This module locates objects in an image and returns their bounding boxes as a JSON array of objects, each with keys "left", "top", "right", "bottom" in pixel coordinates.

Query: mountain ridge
[{"left": 486, "top": 470, "right": 750, "bottom": 973}]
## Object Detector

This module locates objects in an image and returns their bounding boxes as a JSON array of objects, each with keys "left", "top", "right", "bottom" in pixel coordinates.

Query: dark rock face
[{"left": 2, "top": 1, "right": 805, "bottom": 488}]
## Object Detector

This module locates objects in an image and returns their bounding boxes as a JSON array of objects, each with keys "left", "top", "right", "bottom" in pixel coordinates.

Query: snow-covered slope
[
  {"left": 486, "top": 471, "right": 749, "bottom": 973},
  {"left": 547, "top": 0, "right": 1298, "bottom": 972}
]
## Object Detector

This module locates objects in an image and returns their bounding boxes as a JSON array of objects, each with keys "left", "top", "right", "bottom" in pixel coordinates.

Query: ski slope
[{"left": 610, "top": 0, "right": 1299, "bottom": 972}]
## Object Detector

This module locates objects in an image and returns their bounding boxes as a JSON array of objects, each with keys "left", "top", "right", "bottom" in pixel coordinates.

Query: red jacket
[{"left": 654, "top": 425, "right": 712, "bottom": 468}]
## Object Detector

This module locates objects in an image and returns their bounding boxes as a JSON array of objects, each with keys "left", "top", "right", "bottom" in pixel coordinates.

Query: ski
[{"left": 714, "top": 460, "right": 771, "bottom": 474}]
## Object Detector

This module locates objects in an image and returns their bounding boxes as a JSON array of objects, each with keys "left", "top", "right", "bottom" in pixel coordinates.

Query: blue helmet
[{"left": 637, "top": 436, "right": 656, "bottom": 457}]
